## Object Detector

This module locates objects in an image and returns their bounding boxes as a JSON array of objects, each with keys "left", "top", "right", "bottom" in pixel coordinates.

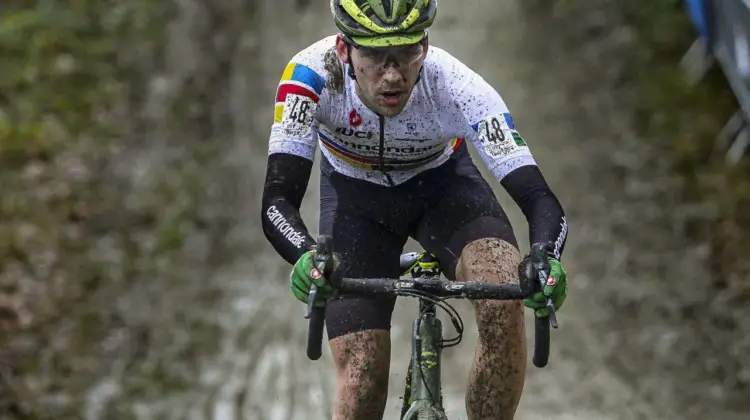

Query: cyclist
[{"left": 261, "top": 1, "right": 569, "bottom": 418}]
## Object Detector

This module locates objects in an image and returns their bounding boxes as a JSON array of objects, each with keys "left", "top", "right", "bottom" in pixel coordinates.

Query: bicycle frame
[
  {"left": 400, "top": 296, "right": 449, "bottom": 420},
  {"left": 305, "top": 236, "right": 556, "bottom": 420}
]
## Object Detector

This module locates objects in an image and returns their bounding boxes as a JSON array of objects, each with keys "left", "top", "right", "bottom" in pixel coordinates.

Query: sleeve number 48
[
  {"left": 483, "top": 117, "right": 505, "bottom": 143},
  {"left": 289, "top": 96, "right": 311, "bottom": 124}
]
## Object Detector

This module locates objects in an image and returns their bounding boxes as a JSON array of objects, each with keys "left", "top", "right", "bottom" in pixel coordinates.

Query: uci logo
[
  {"left": 349, "top": 109, "right": 363, "bottom": 126},
  {"left": 335, "top": 127, "right": 374, "bottom": 139}
]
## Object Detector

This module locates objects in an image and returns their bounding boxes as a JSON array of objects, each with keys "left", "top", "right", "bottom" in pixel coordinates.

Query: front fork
[{"left": 402, "top": 301, "right": 448, "bottom": 420}]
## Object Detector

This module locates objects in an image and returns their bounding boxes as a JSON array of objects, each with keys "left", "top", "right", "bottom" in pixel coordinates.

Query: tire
[{"left": 417, "top": 411, "right": 438, "bottom": 420}]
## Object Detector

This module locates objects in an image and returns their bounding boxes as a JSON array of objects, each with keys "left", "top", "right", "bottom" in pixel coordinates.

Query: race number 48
[
  {"left": 483, "top": 117, "right": 506, "bottom": 143},
  {"left": 288, "top": 96, "right": 311, "bottom": 123},
  {"left": 478, "top": 115, "right": 526, "bottom": 158},
  {"left": 282, "top": 94, "right": 315, "bottom": 137}
]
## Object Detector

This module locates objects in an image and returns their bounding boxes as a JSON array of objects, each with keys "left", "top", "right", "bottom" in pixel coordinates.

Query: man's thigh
[
  {"left": 319, "top": 171, "right": 409, "bottom": 340},
  {"left": 413, "top": 159, "right": 519, "bottom": 281}
]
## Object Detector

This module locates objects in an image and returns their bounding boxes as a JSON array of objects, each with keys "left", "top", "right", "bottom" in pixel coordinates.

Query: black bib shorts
[{"left": 320, "top": 142, "right": 519, "bottom": 340}]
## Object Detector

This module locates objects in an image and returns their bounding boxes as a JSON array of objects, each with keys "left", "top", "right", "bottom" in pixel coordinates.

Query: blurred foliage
[
  {"left": 619, "top": 1, "right": 750, "bottom": 284},
  {"left": 522, "top": 1, "right": 750, "bottom": 412},
  {"left": 0, "top": 1, "right": 170, "bottom": 147},
  {"left": 0, "top": 1, "right": 249, "bottom": 417},
  {"left": 0, "top": 0, "right": 170, "bottom": 327}
]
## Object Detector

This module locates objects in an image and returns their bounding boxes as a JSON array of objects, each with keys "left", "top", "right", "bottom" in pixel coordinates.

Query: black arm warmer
[
  {"left": 261, "top": 153, "right": 317, "bottom": 265},
  {"left": 501, "top": 165, "right": 568, "bottom": 259}
]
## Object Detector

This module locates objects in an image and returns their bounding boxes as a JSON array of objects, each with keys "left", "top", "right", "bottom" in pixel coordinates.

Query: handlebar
[
  {"left": 303, "top": 235, "right": 337, "bottom": 360},
  {"left": 330, "top": 277, "right": 527, "bottom": 299},
  {"left": 305, "top": 236, "right": 558, "bottom": 368},
  {"left": 527, "top": 242, "right": 558, "bottom": 368}
]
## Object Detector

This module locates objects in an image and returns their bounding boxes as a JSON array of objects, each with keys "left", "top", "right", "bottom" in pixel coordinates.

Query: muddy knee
[
  {"left": 455, "top": 238, "right": 521, "bottom": 283},
  {"left": 456, "top": 238, "right": 525, "bottom": 336},
  {"left": 330, "top": 330, "right": 391, "bottom": 420}
]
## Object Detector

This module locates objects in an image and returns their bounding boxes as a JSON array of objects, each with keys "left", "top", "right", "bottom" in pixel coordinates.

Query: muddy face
[{"left": 334, "top": 35, "right": 427, "bottom": 117}]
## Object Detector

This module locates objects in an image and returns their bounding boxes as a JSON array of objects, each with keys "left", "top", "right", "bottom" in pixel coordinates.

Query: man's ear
[{"left": 335, "top": 34, "right": 349, "bottom": 63}]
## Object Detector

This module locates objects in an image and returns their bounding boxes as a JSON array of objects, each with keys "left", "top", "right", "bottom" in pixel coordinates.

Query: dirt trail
[
  {"left": 245, "top": 1, "right": 659, "bottom": 419},
  {"left": 237, "top": 1, "right": 721, "bottom": 420},
  {"left": 5, "top": 2, "right": 746, "bottom": 420}
]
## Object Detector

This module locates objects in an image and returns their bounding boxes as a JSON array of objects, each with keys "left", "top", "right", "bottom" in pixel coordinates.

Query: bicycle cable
[
  {"left": 394, "top": 288, "right": 466, "bottom": 407},
  {"left": 394, "top": 289, "right": 465, "bottom": 347}
]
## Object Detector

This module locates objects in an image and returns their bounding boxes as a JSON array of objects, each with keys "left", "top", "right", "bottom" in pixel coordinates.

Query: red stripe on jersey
[{"left": 276, "top": 83, "right": 320, "bottom": 104}]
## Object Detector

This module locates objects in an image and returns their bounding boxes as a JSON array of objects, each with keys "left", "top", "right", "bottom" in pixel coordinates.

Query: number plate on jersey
[
  {"left": 282, "top": 94, "right": 315, "bottom": 137},
  {"left": 478, "top": 115, "right": 527, "bottom": 158}
]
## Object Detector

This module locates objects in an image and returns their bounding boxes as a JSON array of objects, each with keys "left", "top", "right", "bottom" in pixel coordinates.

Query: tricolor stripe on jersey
[
  {"left": 319, "top": 133, "right": 465, "bottom": 170},
  {"left": 274, "top": 63, "right": 326, "bottom": 123}
]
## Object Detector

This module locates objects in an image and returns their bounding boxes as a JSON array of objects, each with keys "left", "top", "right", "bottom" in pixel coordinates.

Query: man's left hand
[{"left": 523, "top": 257, "right": 567, "bottom": 318}]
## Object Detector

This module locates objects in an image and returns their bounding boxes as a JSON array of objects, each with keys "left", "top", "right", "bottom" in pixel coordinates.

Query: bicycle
[{"left": 304, "top": 235, "right": 559, "bottom": 420}]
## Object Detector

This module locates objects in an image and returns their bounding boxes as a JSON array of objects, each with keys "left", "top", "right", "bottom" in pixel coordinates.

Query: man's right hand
[{"left": 290, "top": 250, "right": 338, "bottom": 306}]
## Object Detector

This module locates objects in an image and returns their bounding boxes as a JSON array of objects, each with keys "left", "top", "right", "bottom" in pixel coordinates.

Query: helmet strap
[{"left": 345, "top": 44, "right": 357, "bottom": 81}]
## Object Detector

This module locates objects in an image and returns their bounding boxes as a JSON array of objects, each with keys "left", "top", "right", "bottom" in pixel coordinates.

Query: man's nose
[{"left": 381, "top": 66, "right": 404, "bottom": 83}]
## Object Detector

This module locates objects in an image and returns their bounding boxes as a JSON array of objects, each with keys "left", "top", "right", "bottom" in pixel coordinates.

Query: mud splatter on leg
[
  {"left": 456, "top": 238, "right": 526, "bottom": 420},
  {"left": 330, "top": 329, "right": 391, "bottom": 420}
]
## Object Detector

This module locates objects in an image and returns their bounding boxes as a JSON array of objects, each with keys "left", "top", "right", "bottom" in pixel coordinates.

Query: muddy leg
[
  {"left": 330, "top": 329, "right": 391, "bottom": 420},
  {"left": 456, "top": 238, "right": 526, "bottom": 420}
]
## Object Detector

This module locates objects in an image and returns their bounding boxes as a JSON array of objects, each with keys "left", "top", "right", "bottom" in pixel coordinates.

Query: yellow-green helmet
[{"left": 331, "top": 0, "right": 437, "bottom": 47}]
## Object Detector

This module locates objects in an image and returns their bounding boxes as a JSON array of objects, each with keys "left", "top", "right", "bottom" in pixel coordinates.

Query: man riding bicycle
[{"left": 261, "top": 1, "right": 569, "bottom": 419}]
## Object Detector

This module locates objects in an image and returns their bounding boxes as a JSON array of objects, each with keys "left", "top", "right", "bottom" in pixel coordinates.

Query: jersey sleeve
[
  {"left": 268, "top": 49, "right": 328, "bottom": 161},
  {"left": 439, "top": 50, "right": 537, "bottom": 182},
  {"left": 434, "top": 50, "right": 567, "bottom": 258}
]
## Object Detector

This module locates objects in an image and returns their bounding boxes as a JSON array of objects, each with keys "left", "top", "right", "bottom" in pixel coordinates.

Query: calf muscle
[
  {"left": 456, "top": 238, "right": 527, "bottom": 420},
  {"left": 330, "top": 329, "right": 391, "bottom": 420}
]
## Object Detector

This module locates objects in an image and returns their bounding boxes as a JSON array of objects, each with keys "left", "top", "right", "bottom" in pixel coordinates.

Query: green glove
[
  {"left": 523, "top": 257, "right": 567, "bottom": 318},
  {"left": 290, "top": 250, "right": 338, "bottom": 306}
]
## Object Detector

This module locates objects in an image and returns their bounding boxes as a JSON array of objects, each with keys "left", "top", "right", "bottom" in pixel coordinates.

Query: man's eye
[{"left": 399, "top": 49, "right": 417, "bottom": 58}]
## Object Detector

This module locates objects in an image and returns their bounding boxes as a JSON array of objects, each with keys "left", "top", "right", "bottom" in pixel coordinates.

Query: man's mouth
[{"left": 380, "top": 90, "right": 404, "bottom": 105}]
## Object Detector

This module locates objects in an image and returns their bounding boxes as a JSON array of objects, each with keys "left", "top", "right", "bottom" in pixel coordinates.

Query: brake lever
[
  {"left": 304, "top": 255, "right": 328, "bottom": 319},
  {"left": 304, "top": 284, "right": 318, "bottom": 319},
  {"left": 536, "top": 267, "right": 559, "bottom": 329},
  {"left": 305, "top": 238, "right": 334, "bottom": 318},
  {"left": 530, "top": 243, "right": 559, "bottom": 329}
]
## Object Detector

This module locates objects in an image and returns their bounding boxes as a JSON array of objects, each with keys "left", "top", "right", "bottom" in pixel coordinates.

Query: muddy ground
[{"left": 2, "top": 0, "right": 749, "bottom": 419}]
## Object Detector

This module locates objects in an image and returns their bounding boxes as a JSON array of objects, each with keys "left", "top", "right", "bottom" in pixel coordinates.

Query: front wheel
[
  {"left": 417, "top": 409, "right": 441, "bottom": 420},
  {"left": 402, "top": 404, "right": 448, "bottom": 420}
]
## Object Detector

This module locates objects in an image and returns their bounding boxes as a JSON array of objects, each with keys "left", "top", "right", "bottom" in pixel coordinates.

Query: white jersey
[{"left": 268, "top": 35, "right": 537, "bottom": 186}]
